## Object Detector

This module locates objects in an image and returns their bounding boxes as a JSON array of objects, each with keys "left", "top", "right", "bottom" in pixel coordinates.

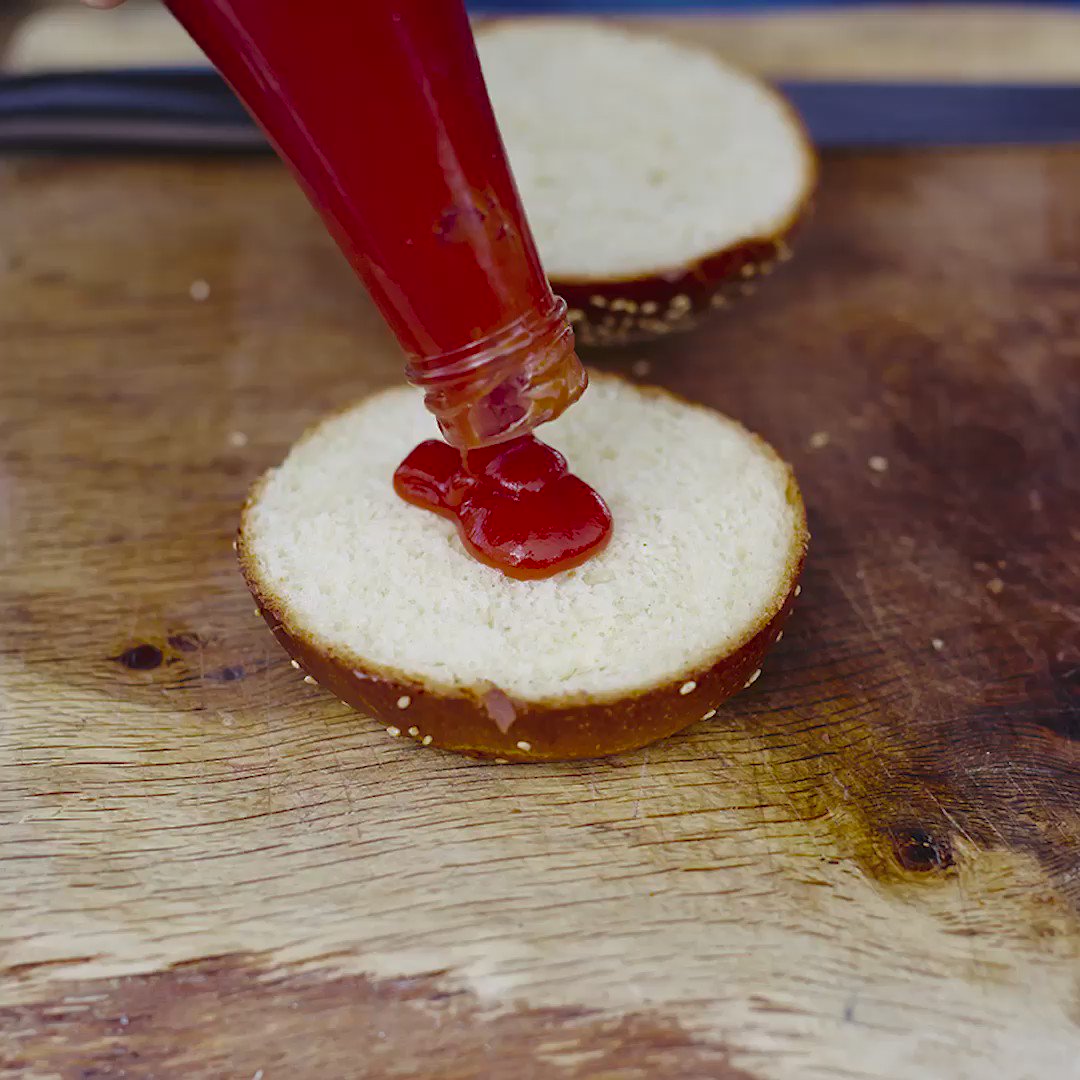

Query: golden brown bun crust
[
  {"left": 236, "top": 379, "right": 808, "bottom": 762},
  {"left": 558, "top": 215, "right": 812, "bottom": 348},
  {"left": 243, "top": 568, "right": 803, "bottom": 762}
]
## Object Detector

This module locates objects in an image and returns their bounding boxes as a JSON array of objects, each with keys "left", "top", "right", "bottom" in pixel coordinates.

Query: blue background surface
[
  {"left": 4, "top": 2, "right": 1079, "bottom": 150},
  {"left": 473, "top": 0, "right": 1079, "bottom": 9}
]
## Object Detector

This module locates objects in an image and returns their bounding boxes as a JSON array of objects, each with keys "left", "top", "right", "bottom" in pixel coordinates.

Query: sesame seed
[
  {"left": 386, "top": 726, "right": 401, "bottom": 737},
  {"left": 494, "top": 758, "right": 509, "bottom": 764},
  {"left": 590, "top": 295, "right": 607, "bottom": 308},
  {"left": 566, "top": 308, "right": 584, "bottom": 323},
  {"left": 702, "top": 708, "right": 717, "bottom": 721},
  {"left": 231, "top": 537, "right": 238, "bottom": 551},
  {"left": 777, "top": 242, "right": 793, "bottom": 262},
  {"left": 740, "top": 263, "right": 757, "bottom": 279},
  {"left": 680, "top": 680, "right": 697, "bottom": 695},
  {"left": 189, "top": 279, "right": 211, "bottom": 302},
  {"left": 794, "top": 585, "right": 802, "bottom": 597},
  {"left": 290, "top": 659, "right": 300, "bottom": 669},
  {"left": 422, "top": 735, "right": 433, "bottom": 746},
  {"left": 670, "top": 293, "right": 691, "bottom": 313},
  {"left": 641, "top": 301, "right": 658, "bottom": 315},
  {"left": 986, "top": 577, "right": 1005, "bottom": 595},
  {"left": 631, "top": 359, "right": 651, "bottom": 378},
  {"left": 397, "top": 695, "right": 411, "bottom": 709},
  {"left": 228, "top": 430, "right": 248, "bottom": 448},
  {"left": 869, "top": 455, "right": 889, "bottom": 473},
  {"left": 809, "top": 431, "right": 830, "bottom": 450},
  {"left": 744, "top": 669, "right": 762, "bottom": 688},
  {"left": 776, "top": 630, "right": 784, "bottom": 642},
  {"left": 407, "top": 726, "right": 419, "bottom": 737},
  {"left": 931, "top": 638, "right": 945, "bottom": 651},
  {"left": 253, "top": 607, "right": 261, "bottom": 617},
  {"left": 516, "top": 740, "right": 532, "bottom": 752},
  {"left": 303, "top": 675, "right": 316, "bottom": 685},
  {"left": 641, "top": 318, "right": 671, "bottom": 334},
  {"left": 709, "top": 293, "right": 729, "bottom": 309}
]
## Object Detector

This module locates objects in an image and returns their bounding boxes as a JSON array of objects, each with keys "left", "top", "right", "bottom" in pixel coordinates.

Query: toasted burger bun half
[
  {"left": 477, "top": 20, "right": 817, "bottom": 346},
  {"left": 238, "top": 374, "right": 807, "bottom": 761}
]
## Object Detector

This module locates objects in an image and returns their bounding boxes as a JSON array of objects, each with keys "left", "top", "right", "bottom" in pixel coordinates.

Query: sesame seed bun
[
  {"left": 477, "top": 20, "right": 816, "bottom": 346},
  {"left": 238, "top": 374, "right": 807, "bottom": 761}
]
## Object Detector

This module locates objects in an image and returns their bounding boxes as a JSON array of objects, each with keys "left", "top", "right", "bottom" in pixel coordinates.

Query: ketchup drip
[
  {"left": 395, "top": 436, "right": 612, "bottom": 580},
  {"left": 165, "top": 0, "right": 610, "bottom": 578}
]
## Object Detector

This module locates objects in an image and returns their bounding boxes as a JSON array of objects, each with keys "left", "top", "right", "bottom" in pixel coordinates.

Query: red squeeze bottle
[
  {"left": 166, "top": 0, "right": 612, "bottom": 578},
  {"left": 164, "top": 0, "right": 586, "bottom": 450}
]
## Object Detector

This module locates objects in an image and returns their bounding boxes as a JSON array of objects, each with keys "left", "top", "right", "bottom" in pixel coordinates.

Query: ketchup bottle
[
  {"left": 164, "top": 0, "right": 586, "bottom": 451},
  {"left": 166, "top": 0, "right": 612, "bottom": 578}
]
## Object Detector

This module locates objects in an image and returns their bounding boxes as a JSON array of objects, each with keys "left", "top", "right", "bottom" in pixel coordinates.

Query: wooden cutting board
[{"left": 2, "top": 61, "right": 1080, "bottom": 1080}]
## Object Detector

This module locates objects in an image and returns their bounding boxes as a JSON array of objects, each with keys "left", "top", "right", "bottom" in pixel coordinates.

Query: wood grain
[{"left": 1, "top": 148, "right": 1080, "bottom": 1076}]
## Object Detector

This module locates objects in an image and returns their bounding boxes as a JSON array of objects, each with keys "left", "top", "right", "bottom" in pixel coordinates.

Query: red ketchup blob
[{"left": 394, "top": 438, "right": 613, "bottom": 580}]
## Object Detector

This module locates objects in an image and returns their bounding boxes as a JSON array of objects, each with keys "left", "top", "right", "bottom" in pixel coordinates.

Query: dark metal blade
[{"left": 1, "top": 69, "right": 1079, "bottom": 151}]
